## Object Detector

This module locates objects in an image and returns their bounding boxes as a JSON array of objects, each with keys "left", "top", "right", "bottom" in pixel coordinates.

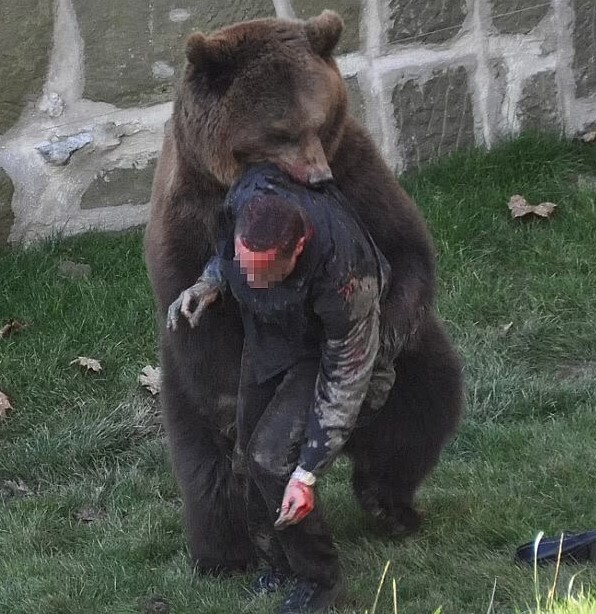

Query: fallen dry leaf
[
  {"left": 530, "top": 202, "right": 557, "bottom": 218},
  {"left": 508, "top": 194, "right": 533, "bottom": 218},
  {"left": 74, "top": 505, "right": 107, "bottom": 523},
  {"left": 70, "top": 356, "right": 102, "bottom": 373},
  {"left": 581, "top": 131, "right": 596, "bottom": 143},
  {"left": 0, "top": 319, "right": 27, "bottom": 339},
  {"left": 508, "top": 195, "right": 557, "bottom": 219},
  {"left": 1, "top": 479, "right": 33, "bottom": 497},
  {"left": 0, "top": 391, "right": 12, "bottom": 419},
  {"left": 139, "top": 366, "right": 161, "bottom": 396},
  {"left": 142, "top": 594, "right": 170, "bottom": 614}
]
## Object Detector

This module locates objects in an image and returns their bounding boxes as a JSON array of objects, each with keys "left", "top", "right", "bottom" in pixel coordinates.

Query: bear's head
[{"left": 174, "top": 10, "right": 348, "bottom": 187}]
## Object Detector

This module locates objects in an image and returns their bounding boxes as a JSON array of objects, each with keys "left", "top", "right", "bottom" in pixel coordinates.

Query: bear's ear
[
  {"left": 186, "top": 32, "right": 232, "bottom": 72},
  {"left": 305, "top": 10, "right": 344, "bottom": 57}
]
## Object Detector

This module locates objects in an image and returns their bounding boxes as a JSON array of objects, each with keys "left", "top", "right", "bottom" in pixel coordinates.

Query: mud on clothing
[
  {"left": 206, "top": 163, "right": 392, "bottom": 477},
  {"left": 238, "top": 351, "right": 341, "bottom": 588}
]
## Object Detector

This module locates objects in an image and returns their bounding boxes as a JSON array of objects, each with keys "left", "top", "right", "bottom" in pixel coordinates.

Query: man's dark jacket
[{"left": 205, "top": 163, "right": 390, "bottom": 476}]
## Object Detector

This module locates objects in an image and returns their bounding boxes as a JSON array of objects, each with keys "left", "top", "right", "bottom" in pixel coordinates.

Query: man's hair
[{"left": 235, "top": 195, "right": 310, "bottom": 258}]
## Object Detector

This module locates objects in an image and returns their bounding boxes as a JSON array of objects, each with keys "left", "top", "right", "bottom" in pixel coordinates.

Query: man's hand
[
  {"left": 166, "top": 280, "right": 221, "bottom": 331},
  {"left": 274, "top": 479, "right": 315, "bottom": 530}
]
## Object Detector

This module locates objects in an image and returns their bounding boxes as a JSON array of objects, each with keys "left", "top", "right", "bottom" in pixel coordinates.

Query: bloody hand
[{"left": 274, "top": 479, "right": 315, "bottom": 530}]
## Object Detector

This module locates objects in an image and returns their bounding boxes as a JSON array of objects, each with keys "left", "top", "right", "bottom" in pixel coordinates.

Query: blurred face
[{"left": 234, "top": 235, "right": 305, "bottom": 289}]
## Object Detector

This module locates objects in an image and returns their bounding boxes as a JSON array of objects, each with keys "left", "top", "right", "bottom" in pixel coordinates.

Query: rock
[
  {"left": 36, "top": 132, "right": 93, "bottom": 165},
  {"left": 573, "top": 0, "right": 596, "bottom": 98},
  {"left": 388, "top": 0, "right": 467, "bottom": 45},
  {"left": 517, "top": 71, "right": 561, "bottom": 133},
  {"left": 37, "top": 91, "right": 65, "bottom": 118},
  {"left": 80, "top": 159, "right": 157, "bottom": 209},
  {"left": 0, "top": 0, "right": 53, "bottom": 133},
  {"left": 393, "top": 66, "right": 476, "bottom": 169},
  {"left": 491, "top": 0, "right": 550, "bottom": 34},
  {"left": 73, "top": 0, "right": 275, "bottom": 107}
]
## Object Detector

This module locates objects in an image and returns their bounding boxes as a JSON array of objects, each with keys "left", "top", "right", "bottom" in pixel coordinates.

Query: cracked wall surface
[{"left": 1, "top": 0, "right": 595, "bottom": 245}]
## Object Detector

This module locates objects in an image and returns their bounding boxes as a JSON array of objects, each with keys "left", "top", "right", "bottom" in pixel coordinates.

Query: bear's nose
[{"left": 308, "top": 167, "right": 334, "bottom": 185}]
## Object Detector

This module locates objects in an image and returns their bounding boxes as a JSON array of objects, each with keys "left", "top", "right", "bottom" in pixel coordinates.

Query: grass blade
[
  {"left": 487, "top": 577, "right": 497, "bottom": 614},
  {"left": 370, "top": 561, "right": 391, "bottom": 614},
  {"left": 546, "top": 533, "right": 565, "bottom": 609},
  {"left": 534, "top": 531, "right": 545, "bottom": 611}
]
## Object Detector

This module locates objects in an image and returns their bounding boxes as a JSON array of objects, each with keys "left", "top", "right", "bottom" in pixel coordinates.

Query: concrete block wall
[{"left": 1, "top": 0, "right": 595, "bottom": 245}]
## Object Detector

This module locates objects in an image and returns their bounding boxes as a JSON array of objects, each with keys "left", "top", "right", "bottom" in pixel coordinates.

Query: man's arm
[
  {"left": 274, "top": 281, "right": 381, "bottom": 529},
  {"left": 297, "top": 300, "right": 380, "bottom": 478}
]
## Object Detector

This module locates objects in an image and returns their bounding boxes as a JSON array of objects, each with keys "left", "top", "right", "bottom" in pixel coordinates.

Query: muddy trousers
[{"left": 235, "top": 352, "right": 341, "bottom": 589}]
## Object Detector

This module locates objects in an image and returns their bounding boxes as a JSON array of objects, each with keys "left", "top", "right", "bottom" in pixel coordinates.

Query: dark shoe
[
  {"left": 253, "top": 568, "right": 292, "bottom": 596},
  {"left": 277, "top": 577, "right": 343, "bottom": 613},
  {"left": 515, "top": 531, "right": 596, "bottom": 565}
]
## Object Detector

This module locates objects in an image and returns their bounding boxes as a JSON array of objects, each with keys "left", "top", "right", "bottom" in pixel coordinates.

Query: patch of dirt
[
  {"left": 57, "top": 260, "right": 92, "bottom": 280},
  {"left": 140, "top": 595, "right": 170, "bottom": 614},
  {"left": 577, "top": 174, "right": 596, "bottom": 192},
  {"left": 555, "top": 362, "right": 596, "bottom": 381}
]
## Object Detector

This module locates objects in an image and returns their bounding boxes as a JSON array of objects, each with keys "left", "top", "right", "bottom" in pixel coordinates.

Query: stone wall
[{"left": 1, "top": 0, "right": 595, "bottom": 244}]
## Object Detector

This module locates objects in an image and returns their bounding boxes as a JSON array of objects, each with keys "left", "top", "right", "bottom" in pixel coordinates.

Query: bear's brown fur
[{"left": 145, "top": 11, "right": 463, "bottom": 572}]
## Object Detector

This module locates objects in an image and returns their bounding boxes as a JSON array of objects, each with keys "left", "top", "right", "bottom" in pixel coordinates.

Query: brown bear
[{"left": 145, "top": 10, "right": 463, "bottom": 573}]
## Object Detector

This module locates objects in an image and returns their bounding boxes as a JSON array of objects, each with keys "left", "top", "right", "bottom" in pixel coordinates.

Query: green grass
[{"left": 2, "top": 133, "right": 596, "bottom": 613}]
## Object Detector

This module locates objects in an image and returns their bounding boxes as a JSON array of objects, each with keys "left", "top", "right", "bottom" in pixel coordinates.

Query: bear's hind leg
[
  {"left": 163, "top": 384, "right": 256, "bottom": 572},
  {"left": 348, "top": 317, "right": 463, "bottom": 536},
  {"left": 349, "top": 420, "right": 426, "bottom": 536},
  {"left": 160, "top": 329, "right": 256, "bottom": 573}
]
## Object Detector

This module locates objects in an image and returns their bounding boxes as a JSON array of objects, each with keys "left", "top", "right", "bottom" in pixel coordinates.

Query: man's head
[{"left": 235, "top": 195, "right": 311, "bottom": 289}]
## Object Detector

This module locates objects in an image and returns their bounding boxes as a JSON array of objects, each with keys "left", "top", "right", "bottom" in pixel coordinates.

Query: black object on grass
[{"left": 515, "top": 531, "right": 596, "bottom": 565}]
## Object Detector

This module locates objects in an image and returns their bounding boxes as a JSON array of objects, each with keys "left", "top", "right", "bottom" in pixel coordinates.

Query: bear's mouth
[{"left": 277, "top": 161, "right": 333, "bottom": 187}]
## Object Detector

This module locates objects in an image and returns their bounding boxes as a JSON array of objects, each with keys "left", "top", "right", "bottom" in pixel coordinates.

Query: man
[{"left": 167, "top": 164, "right": 393, "bottom": 613}]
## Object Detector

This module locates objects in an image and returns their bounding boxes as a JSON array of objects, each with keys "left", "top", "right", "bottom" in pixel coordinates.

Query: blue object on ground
[{"left": 515, "top": 531, "right": 596, "bottom": 565}]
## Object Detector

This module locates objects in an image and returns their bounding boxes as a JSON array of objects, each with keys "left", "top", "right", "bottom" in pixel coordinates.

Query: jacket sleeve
[
  {"left": 297, "top": 272, "right": 381, "bottom": 477},
  {"left": 199, "top": 254, "right": 226, "bottom": 289}
]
